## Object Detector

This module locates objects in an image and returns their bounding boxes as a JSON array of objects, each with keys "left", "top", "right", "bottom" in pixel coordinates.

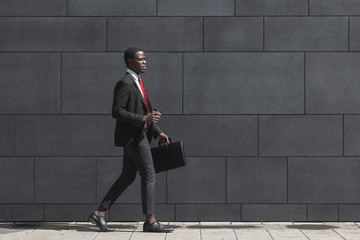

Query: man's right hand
[{"left": 143, "top": 112, "right": 161, "bottom": 124}]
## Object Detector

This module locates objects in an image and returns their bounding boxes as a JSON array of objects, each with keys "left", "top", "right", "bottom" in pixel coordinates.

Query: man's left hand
[{"left": 158, "top": 133, "right": 170, "bottom": 144}]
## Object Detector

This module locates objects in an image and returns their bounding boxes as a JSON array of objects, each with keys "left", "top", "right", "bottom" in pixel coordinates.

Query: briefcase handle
[{"left": 159, "top": 137, "right": 173, "bottom": 148}]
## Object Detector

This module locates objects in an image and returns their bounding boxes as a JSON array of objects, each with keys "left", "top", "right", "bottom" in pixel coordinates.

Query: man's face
[{"left": 129, "top": 51, "right": 147, "bottom": 74}]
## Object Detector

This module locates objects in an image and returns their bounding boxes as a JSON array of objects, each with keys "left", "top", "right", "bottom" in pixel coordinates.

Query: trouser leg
[
  {"left": 125, "top": 133, "right": 155, "bottom": 214},
  {"left": 99, "top": 149, "right": 137, "bottom": 210}
]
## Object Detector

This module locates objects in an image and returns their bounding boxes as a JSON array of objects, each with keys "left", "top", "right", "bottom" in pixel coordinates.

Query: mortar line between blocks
[
  {"left": 263, "top": 17, "right": 265, "bottom": 51},
  {"left": 225, "top": 157, "right": 228, "bottom": 203},
  {"left": 1, "top": 15, "right": 359, "bottom": 17},
  {"left": 155, "top": 0, "right": 158, "bottom": 16},
  {"left": 106, "top": 17, "right": 108, "bottom": 52},
  {"left": 239, "top": 203, "right": 242, "bottom": 221},
  {"left": 234, "top": 0, "right": 236, "bottom": 16},
  {"left": 304, "top": 52, "right": 306, "bottom": 114},
  {"left": 182, "top": 52, "right": 184, "bottom": 114},
  {"left": 33, "top": 156, "right": 36, "bottom": 204},
  {"left": 60, "top": 52, "right": 63, "bottom": 115},
  {"left": 13, "top": 115, "right": 16, "bottom": 156},
  {"left": 202, "top": 17, "right": 205, "bottom": 51},
  {"left": 258, "top": 115, "right": 260, "bottom": 156},
  {"left": 348, "top": 16, "right": 350, "bottom": 51},
  {"left": 343, "top": 115, "right": 345, "bottom": 156},
  {"left": 287, "top": 157, "right": 289, "bottom": 204},
  {"left": 95, "top": 157, "right": 98, "bottom": 213},
  {"left": 174, "top": 204, "right": 177, "bottom": 221},
  {"left": 306, "top": 204, "right": 309, "bottom": 221}
]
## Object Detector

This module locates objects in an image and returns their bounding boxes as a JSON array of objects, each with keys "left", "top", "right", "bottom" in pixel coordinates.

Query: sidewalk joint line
[
  {"left": 332, "top": 228, "right": 347, "bottom": 240},
  {"left": 299, "top": 229, "right": 311, "bottom": 240},
  {"left": 265, "top": 228, "right": 275, "bottom": 240},
  {"left": 92, "top": 232, "right": 100, "bottom": 240},
  {"left": 233, "top": 228, "right": 239, "bottom": 240}
]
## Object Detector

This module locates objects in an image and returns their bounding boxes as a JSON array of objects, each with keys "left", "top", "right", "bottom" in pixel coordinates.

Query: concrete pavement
[{"left": 1, "top": 221, "right": 359, "bottom": 240}]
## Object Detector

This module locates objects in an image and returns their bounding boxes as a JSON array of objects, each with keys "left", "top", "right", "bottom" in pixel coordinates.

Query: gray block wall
[{"left": 1, "top": 0, "right": 360, "bottom": 222}]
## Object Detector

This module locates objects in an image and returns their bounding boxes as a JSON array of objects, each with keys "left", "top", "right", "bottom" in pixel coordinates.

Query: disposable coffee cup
[{"left": 152, "top": 109, "right": 161, "bottom": 114}]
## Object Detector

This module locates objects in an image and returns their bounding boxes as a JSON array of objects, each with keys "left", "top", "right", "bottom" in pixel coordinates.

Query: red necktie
[{"left": 138, "top": 77, "right": 151, "bottom": 127}]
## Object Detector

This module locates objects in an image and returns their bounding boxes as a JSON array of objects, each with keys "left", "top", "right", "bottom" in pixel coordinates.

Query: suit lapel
[{"left": 126, "top": 73, "right": 148, "bottom": 110}]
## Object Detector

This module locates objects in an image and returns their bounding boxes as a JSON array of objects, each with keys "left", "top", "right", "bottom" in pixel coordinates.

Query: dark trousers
[{"left": 99, "top": 129, "right": 155, "bottom": 214}]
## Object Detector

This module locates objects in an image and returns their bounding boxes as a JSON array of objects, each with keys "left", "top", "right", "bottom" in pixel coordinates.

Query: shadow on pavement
[
  {"left": 185, "top": 224, "right": 260, "bottom": 229},
  {"left": 0, "top": 222, "right": 136, "bottom": 232},
  {"left": 286, "top": 224, "right": 338, "bottom": 230}
]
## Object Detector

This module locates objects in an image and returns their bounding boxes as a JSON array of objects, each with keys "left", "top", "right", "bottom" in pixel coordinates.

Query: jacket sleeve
[
  {"left": 152, "top": 123, "right": 163, "bottom": 139},
  {"left": 112, "top": 81, "right": 144, "bottom": 127}
]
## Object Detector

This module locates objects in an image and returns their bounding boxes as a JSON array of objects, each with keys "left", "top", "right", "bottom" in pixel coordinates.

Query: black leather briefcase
[{"left": 151, "top": 139, "right": 187, "bottom": 173}]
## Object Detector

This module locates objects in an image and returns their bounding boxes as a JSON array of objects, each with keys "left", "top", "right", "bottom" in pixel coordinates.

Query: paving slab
[
  {"left": 234, "top": 228, "right": 273, "bottom": 240},
  {"left": 130, "top": 231, "right": 166, "bottom": 240},
  {"left": 267, "top": 229, "right": 308, "bottom": 240},
  {"left": 1, "top": 222, "right": 360, "bottom": 240},
  {"left": 23, "top": 229, "right": 68, "bottom": 240},
  {"left": 58, "top": 225, "right": 99, "bottom": 240},
  {"left": 130, "top": 222, "right": 143, "bottom": 233},
  {"left": 166, "top": 228, "right": 201, "bottom": 240},
  {"left": 0, "top": 229, "right": 34, "bottom": 240},
  {"left": 201, "top": 229, "right": 237, "bottom": 240},
  {"left": 129, "top": 221, "right": 168, "bottom": 240},
  {"left": 94, "top": 222, "right": 136, "bottom": 240},
  {"left": 333, "top": 229, "right": 360, "bottom": 240},
  {"left": 96, "top": 231, "right": 133, "bottom": 240},
  {"left": 301, "top": 229, "right": 344, "bottom": 240}
]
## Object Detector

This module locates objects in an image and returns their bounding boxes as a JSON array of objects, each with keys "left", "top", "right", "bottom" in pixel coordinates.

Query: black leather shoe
[
  {"left": 88, "top": 213, "right": 115, "bottom": 232},
  {"left": 143, "top": 221, "right": 174, "bottom": 233}
]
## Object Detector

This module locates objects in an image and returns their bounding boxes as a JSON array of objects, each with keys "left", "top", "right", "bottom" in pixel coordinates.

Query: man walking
[{"left": 89, "top": 47, "right": 174, "bottom": 233}]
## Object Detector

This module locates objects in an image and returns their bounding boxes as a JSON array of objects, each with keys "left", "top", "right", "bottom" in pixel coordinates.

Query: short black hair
[{"left": 124, "top": 47, "right": 143, "bottom": 66}]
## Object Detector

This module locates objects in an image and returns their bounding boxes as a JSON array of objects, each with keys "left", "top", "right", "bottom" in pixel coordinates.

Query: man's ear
[{"left": 127, "top": 58, "right": 134, "bottom": 68}]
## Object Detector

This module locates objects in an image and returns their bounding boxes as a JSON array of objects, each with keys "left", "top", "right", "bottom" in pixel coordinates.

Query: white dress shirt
[{"left": 127, "top": 69, "right": 145, "bottom": 98}]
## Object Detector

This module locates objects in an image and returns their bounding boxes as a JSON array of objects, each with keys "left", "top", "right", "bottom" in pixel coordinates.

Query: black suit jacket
[{"left": 112, "top": 73, "right": 162, "bottom": 147}]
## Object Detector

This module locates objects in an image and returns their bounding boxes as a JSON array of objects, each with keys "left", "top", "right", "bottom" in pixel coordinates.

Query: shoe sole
[{"left": 143, "top": 228, "right": 174, "bottom": 233}]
